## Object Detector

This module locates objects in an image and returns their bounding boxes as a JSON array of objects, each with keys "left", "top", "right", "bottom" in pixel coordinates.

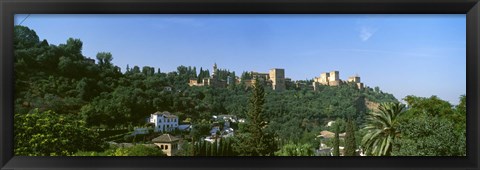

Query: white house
[{"left": 148, "top": 111, "right": 179, "bottom": 132}]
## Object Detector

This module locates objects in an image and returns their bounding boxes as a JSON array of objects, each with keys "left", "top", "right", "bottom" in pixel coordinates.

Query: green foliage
[
  {"left": 112, "top": 145, "right": 166, "bottom": 156},
  {"left": 234, "top": 79, "right": 277, "bottom": 156},
  {"left": 14, "top": 26, "right": 405, "bottom": 156},
  {"left": 193, "top": 137, "right": 236, "bottom": 156},
  {"left": 14, "top": 25, "right": 40, "bottom": 49},
  {"left": 404, "top": 95, "right": 454, "bottom": 117},
  {"left": 392, "top": 115, "right": 465, "bottom": 156},
  {"left": 361, "top": 102, "right": 405, "bottom": 156},
  {"left": 74, "top": 145, "right": 166, "bottom": 156},
  {"left": 332, "top": 123, "right": 340, "bottom": 156},
  {"left": 190, "top": 120, "right": 211, "bottom": 140},
  {"left": 391, "top": 95, "right": 466, "bottom": 156},
  {"left": 15, "top": 109, "right": 105, "bottom": 156},
  {"left": 344, "top": 119, "right": 357, "bottom": 156},
  {"left": 275, "top": 143, "right": 314, "bottom": 156}
]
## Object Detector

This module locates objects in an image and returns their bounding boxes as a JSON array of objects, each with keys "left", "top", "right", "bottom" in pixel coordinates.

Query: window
[
  {"left": 165, "top": 145, "right": 168, "bottom": 150},
  {"left": 161, "top": 145, "right": 164, "bottom": 149}
]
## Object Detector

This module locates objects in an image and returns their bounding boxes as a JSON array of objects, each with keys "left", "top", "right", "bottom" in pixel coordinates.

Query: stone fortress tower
[
  {"left": 212, "top": 63, "right": 218, "bottom": 77},
  {"left": 189, "top": 63, "right": 287, "bottom": 90},
  {"left": 314, "top": 70, "right": 341, "bottom": 86},
  {"left": 328, "top": 71, "right": 341, "bottom": 86},
  {"left": 269, "top": 68, "right": 286, "bottom": 91},
  {"left": 347, "top": 74, "right": 364, "bottom": 90},
  {"left": 313, "top": 70, "right": 364, "bottom": 90},
  {"left": 318, "top": 72, "right": 330, "bottom": 85}
]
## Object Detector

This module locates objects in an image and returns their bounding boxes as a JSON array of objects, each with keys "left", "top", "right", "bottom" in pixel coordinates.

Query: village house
[
  {"left": 152, "top": 134, "right": 180, "bottom": 156},
  {"left": 148, "top": 111, "right": 179, "bottom": 133}
]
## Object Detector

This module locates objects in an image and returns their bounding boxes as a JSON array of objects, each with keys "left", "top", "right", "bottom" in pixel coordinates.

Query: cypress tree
[
  {"left": 206, "top": 142, "right": 211, "bottom": 156},
  {"left": 212, "top": 139, "right": 217, "bottom": 156},
  {"left": 201, "top": 140, "right": 206, "bottom": 156},
  {"left": 219, "top": 138, "right": 224, "bottom": 156},
  {"left": 234, "top": 78, "right": 276, "bottom": 156},
  {"left": 344, "top": 119, "right": 357, "bottom": 156},
  {"left": 333, "top": 123, "right": 340, "bottom": 156},
  {"left": 198, "top": 67, "right": 204, "bottom": 82}
]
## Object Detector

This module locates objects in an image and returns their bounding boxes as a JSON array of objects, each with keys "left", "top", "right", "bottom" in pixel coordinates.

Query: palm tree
[{"left": 361, "top": 102, "right": 405, "bottom": 156}]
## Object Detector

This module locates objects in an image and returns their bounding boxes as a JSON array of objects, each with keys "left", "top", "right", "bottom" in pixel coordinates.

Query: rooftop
[
  {"left": 152, "top": 111, "right": 178, "bottom": 118},
  {"left": 152, "top": 134, "right": 180, "bottom": 143}
]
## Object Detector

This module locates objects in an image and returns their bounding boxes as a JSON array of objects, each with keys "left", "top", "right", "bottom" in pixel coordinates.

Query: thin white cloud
[
  {"left": 359, "top": 26, "right": 377, "bottom": 42},
  {"left": 295, "top": 48, "right": 435, "bottom": 59}
]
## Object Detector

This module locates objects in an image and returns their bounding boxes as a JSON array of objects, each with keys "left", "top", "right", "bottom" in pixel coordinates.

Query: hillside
[{"left": 13, "top": 25, "right": 398, "bottom": 145}]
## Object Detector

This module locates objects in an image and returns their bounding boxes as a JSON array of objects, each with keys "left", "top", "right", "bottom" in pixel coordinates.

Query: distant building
[
  {"left": 148, "top": 111, "right": 179, "bottom": 132},
  {"left": 347, "top": 75, "right": 361, "bottom": 83},
  {"left": 314, "top": 70, "right": 341, "bottom": 86},
  {"left": 269, "top": 68, "right": 286, "bottom": 91},
  {"left": 251, "top": 71, "right": 270, "bottom": 81},
  {"left": 152, "top": 134, "right": 180, "bottom": 156},
  {"left": 242, "top": 68, "right": 286, "bottom": 91},
  {"left": 188, "top": 63, "right": 227, "bottom": 88},
  {"left": 188, "top": 63, "right": 288, "bottom": 91},
  {"left": 328, "top": 71, "right": 342, "bottom": 86},
  {"left": 313, "top": 71, "right": 365, "bottom": 90},
  {"left": 347, "top": 74, "right": 364, "bottom": 90}
]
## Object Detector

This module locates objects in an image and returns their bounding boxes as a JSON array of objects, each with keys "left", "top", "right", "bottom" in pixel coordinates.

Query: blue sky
[{"left": 14, "top": 14, "right": 466, "bottom": 105}]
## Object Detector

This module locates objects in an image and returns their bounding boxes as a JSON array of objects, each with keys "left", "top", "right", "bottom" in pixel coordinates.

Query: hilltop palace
[{"left": 188, "top": 63, "right": 364, "bottom": 91}]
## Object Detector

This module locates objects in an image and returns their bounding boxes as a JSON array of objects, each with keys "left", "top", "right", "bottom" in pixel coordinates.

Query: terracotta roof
[{"left": 152, "top": 134, "right": 179, "bottom": 143}]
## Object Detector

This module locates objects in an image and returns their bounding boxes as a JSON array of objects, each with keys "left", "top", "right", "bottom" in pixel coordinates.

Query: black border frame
[{"left": 1, "top": 0, "right": 479, "bottom": 170}]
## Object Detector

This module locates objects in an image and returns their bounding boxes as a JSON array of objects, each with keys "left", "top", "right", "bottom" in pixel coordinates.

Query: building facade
[
  {"left": 149, "top": 111, "right": 179, "bottom": 133},
  {"left": 188, "top": 63, "right": 227, "bottom": 88},
  {"left": 314, "top": 70, "right": 342, "bottom": 87},
  {"left": 152, "top": 134, "right": 180, "bottom": 156},
  {"left": 269, "top": 68, "right": 286, "bottom": 91},
  {"left": 313, "top": 71, "right": 365, "bottom": 90},
  {"left": 347, "top": 75, "right": 364, "bottom": 90}
]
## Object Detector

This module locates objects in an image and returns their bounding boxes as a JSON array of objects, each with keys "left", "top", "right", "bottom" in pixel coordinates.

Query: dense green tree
[
  {"left": 332, "top": 123, "right": 340, "bottom": 156},
  {"left": 74, "top": 145, "right": 166, "bottom": 156},
  {"left": 391, "top": 95, "right": 466, "bottom": 156},
  {"left": 96, "top": 52, "right": 113, "bottom": 68},
  {"left": 344, "top": 119, "right": 357, "bottom": 156},
  {"left": 361, "top": 102, "right": 405, "bottom": 156},
  {"left": 275, "top": 143, "right": 314, "bottom": 156},
  {"left": 403, "top": 95, "right": 454, "bottom": 117},
  {"left": 14, "top": 26, "right": 408, "bottom": 156},
  {"left": 392, "top": 115, "right": 465, "bottom": 156},
  {"left": 113, "top": 145, "right": 166, "bottom": 156},
  {"left": 15, "top": 109, "right": 105, "bottom": 156},
  {"left": 14, "top": 25, "right": 40, "bottom": 49},
  {"left": 234, "top": 78, "right": 277, "bottom": 156}
]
